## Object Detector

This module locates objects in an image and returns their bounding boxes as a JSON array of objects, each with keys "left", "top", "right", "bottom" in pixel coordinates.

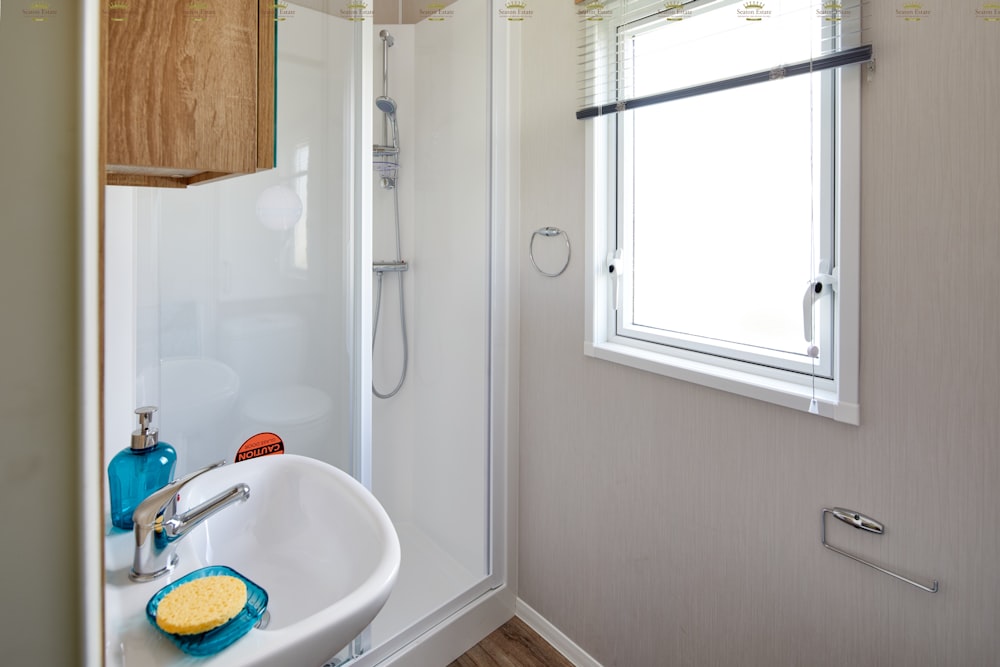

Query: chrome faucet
[{"left": 130, "top": 461, "right": 250, "bottom": 582}]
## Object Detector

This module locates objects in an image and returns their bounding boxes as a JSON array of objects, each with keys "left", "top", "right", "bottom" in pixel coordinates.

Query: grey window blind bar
[{"left": 576, "top": 43, "right": 871, "bottom": 120}]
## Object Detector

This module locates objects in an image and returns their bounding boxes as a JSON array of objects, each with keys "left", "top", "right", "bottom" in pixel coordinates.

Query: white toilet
[{"left": 219, "top": 313, "right": 336, "bottom": 464}]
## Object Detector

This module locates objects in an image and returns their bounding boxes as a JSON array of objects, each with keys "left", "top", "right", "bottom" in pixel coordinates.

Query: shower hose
[{"left": 372, "top": 174, "right": 408, "bottom": 399}]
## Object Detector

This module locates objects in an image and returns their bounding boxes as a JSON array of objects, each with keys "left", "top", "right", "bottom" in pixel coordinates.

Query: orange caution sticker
[{"left": 235, "top": 432, "right": 285, "bottom": 462}]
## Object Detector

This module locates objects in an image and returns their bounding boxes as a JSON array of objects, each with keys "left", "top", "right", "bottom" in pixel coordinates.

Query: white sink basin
[{"left": 105, "top": 455, "right": 400, "bottom": 666}]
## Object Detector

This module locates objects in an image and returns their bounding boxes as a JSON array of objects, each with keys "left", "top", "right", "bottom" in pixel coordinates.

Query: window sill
[{"left": 584, "top": 339, "right": 860, "bottom": 425}]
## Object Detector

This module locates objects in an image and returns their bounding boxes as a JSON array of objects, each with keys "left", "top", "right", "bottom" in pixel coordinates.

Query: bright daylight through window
[{"left": 581, "top": 0, "right": 867, "bottom": 423}]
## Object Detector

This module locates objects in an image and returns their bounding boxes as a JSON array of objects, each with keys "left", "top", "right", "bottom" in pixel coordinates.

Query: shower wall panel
[
  {"left": 372, "top": 23, "right": 417, "bottom": 527},
  {"left": 371, "top": 0, "right": 490, "bottom": 581},
  {"left": 411, "top": 0, "right": 490, "bottom": 578}
]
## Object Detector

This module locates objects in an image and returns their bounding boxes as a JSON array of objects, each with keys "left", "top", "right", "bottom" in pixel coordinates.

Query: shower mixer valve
[{"left": 373, "top": 261, "right": 408, "bottom": 273}]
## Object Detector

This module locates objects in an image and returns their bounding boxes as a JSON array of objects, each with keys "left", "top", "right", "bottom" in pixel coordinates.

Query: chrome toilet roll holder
[{"left": 821, "top": 507, "right": 938, "bottom": 593}]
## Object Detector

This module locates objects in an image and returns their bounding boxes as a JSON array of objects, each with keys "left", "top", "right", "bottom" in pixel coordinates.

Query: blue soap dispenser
[{"left": 108, "top": 406, "right": 177, "bottom": 530}]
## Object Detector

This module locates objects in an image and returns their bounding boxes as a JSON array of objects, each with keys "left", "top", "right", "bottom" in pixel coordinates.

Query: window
[{"left": 581, "top": 0, "right": 866, "bottom": 423}]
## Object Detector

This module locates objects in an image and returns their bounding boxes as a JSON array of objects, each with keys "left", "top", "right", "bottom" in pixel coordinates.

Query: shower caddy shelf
[{"left": 373, "top": 144, "right": 399, "bottom": 183}]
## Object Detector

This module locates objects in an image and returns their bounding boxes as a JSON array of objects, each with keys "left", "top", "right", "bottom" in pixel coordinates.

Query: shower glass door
[
  {"left": 129, "top": 6, "right": 362, "bottom": 483},
  {"left": 111, "top": 1, "right": 497, "bottom": 664}
]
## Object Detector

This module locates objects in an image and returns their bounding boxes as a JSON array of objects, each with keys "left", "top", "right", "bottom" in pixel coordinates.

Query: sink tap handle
[
  {"left": 132, "top": 460, "right": 227, "bottom": 536},
  {"left": 129, "top": 460, "right": 228, "bottom": 582}
]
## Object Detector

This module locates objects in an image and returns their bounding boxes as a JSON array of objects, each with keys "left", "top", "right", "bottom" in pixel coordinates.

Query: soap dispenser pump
[{"left": 108, "top": 406, "right": 177, "bottom": 530}]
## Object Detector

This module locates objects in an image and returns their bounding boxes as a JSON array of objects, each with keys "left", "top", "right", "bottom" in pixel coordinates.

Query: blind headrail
[{"left": 576, "top": 44, "right": 872, "bottom": 120}]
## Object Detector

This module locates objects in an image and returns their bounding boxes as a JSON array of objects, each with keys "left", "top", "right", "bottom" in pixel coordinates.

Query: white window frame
[{"left": 584, "top": 60, "right": 861, "bottom": 425}]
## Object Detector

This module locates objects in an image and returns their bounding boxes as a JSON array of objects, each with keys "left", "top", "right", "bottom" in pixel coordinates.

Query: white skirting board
[{"left": 515, "top": 599, "right": 604, "bottom": 667}]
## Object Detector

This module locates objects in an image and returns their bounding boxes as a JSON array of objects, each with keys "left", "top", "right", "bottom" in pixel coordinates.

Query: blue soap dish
[{"left": 146, "top": 565, "right": 268, "bottom": 656}]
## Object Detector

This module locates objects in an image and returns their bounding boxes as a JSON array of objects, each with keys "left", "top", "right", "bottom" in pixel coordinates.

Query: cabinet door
[{"left": 106, "top": 1, "right": 262, "bottom": 179}]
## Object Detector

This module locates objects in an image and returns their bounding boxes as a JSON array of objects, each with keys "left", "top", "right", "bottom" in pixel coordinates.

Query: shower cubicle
[
  {"left": 103, "top": 0, "right": 513, "bottom": 664},
  {"left": 367, "top": 0, "right": 499, "bottom": 659}
]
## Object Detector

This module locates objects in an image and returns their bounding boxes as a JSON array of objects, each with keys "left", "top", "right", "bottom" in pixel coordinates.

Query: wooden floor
[{"left": 447, "top": 617, "right": 575, "bottom": 667}]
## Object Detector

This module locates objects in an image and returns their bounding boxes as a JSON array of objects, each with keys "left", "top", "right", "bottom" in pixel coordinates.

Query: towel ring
[{"left": 529, "top": 227, "right": 571, "bottom": 277}]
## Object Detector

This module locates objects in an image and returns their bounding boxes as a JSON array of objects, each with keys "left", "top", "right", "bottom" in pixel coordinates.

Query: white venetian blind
[{"left": 576, "top": 0, "right": 871, "bottom": 118}]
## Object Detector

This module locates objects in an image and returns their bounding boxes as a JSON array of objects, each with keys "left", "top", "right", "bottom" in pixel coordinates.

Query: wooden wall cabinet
[{"left": 105, "top": 0, "right": 275, "bottom": 188}]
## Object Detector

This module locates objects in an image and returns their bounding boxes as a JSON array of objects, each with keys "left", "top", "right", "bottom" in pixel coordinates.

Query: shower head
[
  {"left": 376, "top": 96, "right": 399, "bottom": 151},
  {"left": 379, "top": 30, "right": 394, "bottom": 47},
  {"left": 375, "top": 96, "right": 397, "bottom": 116}
]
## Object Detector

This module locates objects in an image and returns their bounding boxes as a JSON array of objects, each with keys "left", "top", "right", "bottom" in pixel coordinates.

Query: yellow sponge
[{"left": 155, "top": 575, "right": 248, "bottom": 635}]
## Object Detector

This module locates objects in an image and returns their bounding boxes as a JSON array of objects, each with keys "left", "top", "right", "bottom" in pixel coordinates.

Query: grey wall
[
  {"left": 0, "top": 1, "right": 84, "bottom": 664},
  {"left": 518, "top": 3, "right": 1000, "bottom": 666}
]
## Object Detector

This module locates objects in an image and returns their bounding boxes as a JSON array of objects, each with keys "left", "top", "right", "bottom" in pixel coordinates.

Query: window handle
[
  {"left": 608, "top": 250, "right": 623, "bottom": 310},
  {"left": 802, "top": 270, "right": 838, "bottom": 349}
]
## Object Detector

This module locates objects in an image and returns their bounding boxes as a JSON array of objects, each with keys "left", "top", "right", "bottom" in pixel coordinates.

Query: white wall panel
[{"left": 517, "top": 2, "right": 1000, "bottom": 665}]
